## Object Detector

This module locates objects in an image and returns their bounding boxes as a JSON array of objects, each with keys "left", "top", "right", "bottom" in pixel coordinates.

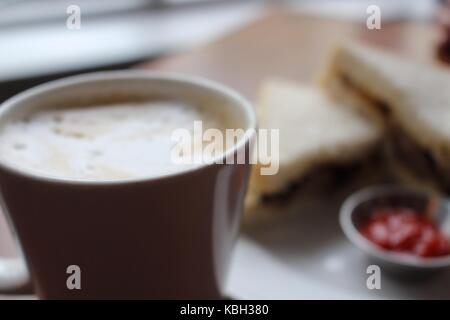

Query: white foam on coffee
[{"left": 0, "top": 100, "right": 230, "bottom": 181}]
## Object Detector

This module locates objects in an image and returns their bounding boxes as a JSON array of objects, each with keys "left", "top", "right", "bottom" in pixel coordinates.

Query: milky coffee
[{"left": 0, "top": 100, "right": 232, "bottom": 181}]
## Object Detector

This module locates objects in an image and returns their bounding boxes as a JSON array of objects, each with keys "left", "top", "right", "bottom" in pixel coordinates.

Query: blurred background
[
  {"left": 0, "top": 0, "right": 445, "bottom": 101},
  {"left": 1, "top": 0, "right": 450, "bottom": 300}
]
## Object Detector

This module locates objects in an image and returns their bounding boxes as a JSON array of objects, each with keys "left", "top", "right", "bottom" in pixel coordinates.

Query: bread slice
[
  {"left": 318, "top": 42, "right": 450, "bottom": 193},
  {"left": 248, "top": 79, "right": 381, "bottom": 203}
]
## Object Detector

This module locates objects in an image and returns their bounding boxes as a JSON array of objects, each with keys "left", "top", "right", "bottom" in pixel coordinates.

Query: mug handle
[
  {"left": 0, "top": 257, "right": 31, "bottom": 293},
  {"left": 0, "top": 210, "right": 32, "bottom": 294}
]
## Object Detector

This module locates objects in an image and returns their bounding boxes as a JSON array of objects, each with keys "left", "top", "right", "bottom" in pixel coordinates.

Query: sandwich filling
[
  {"left": 260, "top": 147, "right": 385, "bottom": 202},
  {"left": 331, "top": 69, "right": 450, "bottom": 194}
]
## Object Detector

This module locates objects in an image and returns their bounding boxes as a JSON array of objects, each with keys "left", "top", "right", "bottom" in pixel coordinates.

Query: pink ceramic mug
[{"left": 0, "top": 71, "right": 256, "bottom": 299}]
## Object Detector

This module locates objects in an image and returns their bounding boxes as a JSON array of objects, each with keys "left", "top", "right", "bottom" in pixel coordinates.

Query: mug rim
[{"left": 0, "top": 71, "right": 256, "bottom": 185}]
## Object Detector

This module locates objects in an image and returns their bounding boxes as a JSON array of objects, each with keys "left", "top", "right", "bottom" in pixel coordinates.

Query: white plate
[{"left": 225, "top": 179, "right": 450, "bottom": 300}]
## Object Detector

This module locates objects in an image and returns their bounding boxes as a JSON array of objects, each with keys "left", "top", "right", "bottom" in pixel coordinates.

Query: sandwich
[
  {"left": 247, "top": 79, "right": 382, "bottom": 206},
  {"left": 318, "top": 42, "right": 450, "bottom": 193}
]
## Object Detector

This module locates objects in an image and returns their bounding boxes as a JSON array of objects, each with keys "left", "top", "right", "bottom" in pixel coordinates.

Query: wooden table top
[
  {"left": 141, "top": 10, "right": 436, "bottom": 100},
  {"left": 0, "top": 10, "right": 438, "bottom": 299}
]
